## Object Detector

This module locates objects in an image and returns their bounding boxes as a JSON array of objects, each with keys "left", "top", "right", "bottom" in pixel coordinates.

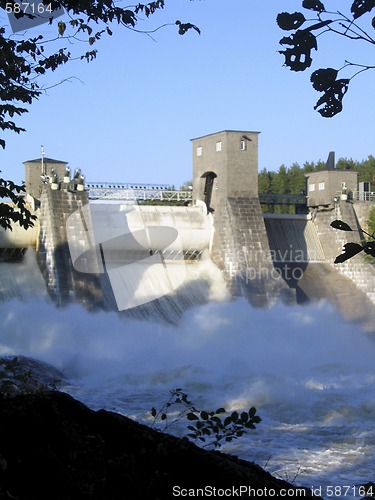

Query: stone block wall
[
  {"left": 37, "top": 187, "right": 106, "bottom": 308},
  {"left": 312, "top": 201, "right": 375, "bottom": 304},
  {"left": 211, "top": 193, "right": 294, "bottom": 306}
]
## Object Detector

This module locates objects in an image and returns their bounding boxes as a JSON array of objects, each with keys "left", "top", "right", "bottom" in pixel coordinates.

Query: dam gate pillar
[{"left": 191, "top": 130, "right": 292, "bottom": 305}]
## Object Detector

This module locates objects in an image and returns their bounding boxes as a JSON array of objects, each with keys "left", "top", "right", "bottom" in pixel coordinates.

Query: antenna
[{"left": 41, "top": 145, "right": 45, "bottom": 175}]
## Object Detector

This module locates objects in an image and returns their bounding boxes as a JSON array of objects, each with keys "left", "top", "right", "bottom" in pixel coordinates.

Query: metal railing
[
  {"left": 87, "top": 186, "right": 193, "bottom": 202},
  {"left": 352, "top": 191, "right": 375, "bottom": 202},
  {"left": 259, "top": 193, "right": 307, "bottom": 205}
]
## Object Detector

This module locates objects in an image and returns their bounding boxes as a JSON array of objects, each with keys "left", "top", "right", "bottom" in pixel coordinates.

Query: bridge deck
[{"left": 87, "top": 187, "right": 193, "bottom": 202}]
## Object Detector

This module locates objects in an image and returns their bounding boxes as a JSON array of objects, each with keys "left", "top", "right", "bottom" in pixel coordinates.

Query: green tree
[
  {"left": 258, "top": 168, "right": 273, "bottom": 194},
  {"left": 277, "top": 1, "right": 375, "bottom": 117},
  {"left": 368, "top": 206, "right": 375, "bottom": 238}
]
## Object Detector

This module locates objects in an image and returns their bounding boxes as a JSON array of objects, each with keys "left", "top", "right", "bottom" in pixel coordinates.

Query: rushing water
[{"left": 0, "top": 251, "right": 375, "bottom": 498}]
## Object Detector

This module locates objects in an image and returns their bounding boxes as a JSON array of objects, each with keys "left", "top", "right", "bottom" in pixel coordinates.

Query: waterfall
[{"left": 1, "top": 249, "right": 375, "bottom": 497}]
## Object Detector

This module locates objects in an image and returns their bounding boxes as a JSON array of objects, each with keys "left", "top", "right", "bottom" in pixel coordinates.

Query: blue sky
[{"left": 1, "top": 0, "right": 375, "bottom": 188}]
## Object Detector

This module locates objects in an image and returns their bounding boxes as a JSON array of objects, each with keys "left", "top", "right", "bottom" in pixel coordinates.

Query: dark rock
[
  {"left": 0, "top": 356, "right": 66, "bottom": 395},
  {"left": 0, "top": 391, "right": 321, "bottom": 499}
]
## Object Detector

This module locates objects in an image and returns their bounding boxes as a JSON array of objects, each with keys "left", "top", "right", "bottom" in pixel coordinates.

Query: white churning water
[{"left": 0, "top": 252, "right": 375, "bottom": 498}]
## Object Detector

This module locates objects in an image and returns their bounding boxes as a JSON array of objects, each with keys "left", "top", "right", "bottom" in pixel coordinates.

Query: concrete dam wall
[{"left": 2, "top": 130, "right": 374, "bottom": 321}]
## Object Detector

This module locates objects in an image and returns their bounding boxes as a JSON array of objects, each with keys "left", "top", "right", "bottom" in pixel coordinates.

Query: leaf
[
  {"left": 58, "top": 21, "right": 66, "bottom": 36},
  {"left": 363, "top": 241, "right": 375, "bottom": 257},
  {"left": 276, "top": 12, "right": 306, "bottom": 31},
  {"left": 302, "top": 0, "right": 326, "bottom": 12},
  {"left": 311, "top": 68, "right": 338, "bottom": 91},
  {"left": 351, "top": 0, "right": 375, "bottom": 19},
  {"left": 231, "top": 411, "right": 239, "bottom": 422},
  {"left": 249, "top": 407, "right": 257, "bottom": 418},
  {"left": 187, "top": 412, "right": 199, "bottom": 421},
  {"left": 151, "top": 407, "right": 157, "bottom": 417},
  {"left": 330, "top": 220, "right": 353, "bottom": 231},
  {"left": 240, "top": 411, "right": 249, "bottom": 423},
  {"left": 215, "top": 407, "right": 226, "bottom": 414},
  {"left": 314, "top": 79, "right": 350, "bottom": 117},
  {"left": 245, "top": 422, "right": 256, "bottom": 429},
  {"left": 334, "top": 243, "right": 364, "bottom": 263},
  {"left": 223, "top": 416, "right": 232, "bottom": 427},
  {"left": 279, "top": 29, "right": 317, "bottom": 71},
  {"left": 175, "top": 21, "right": 201, "bottom": 35},
  {"left": 200, "top": 411, "right": 209, "bottom": 420}
]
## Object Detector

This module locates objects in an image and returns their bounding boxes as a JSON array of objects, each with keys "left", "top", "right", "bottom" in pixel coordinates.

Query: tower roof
[
  {"left": 190, "top": 130, "right": 260, "bottom": 141},
  {"left": 23, "top": 157, "right": 68, "bottom": 165}
]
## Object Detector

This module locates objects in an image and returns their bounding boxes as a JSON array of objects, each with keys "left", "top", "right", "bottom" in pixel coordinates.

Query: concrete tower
[
  {"left": 23, "top": 156, "right": 68, "bottom": 200},
  {"left": 191, "top": 130, "right": 289, "bottom": 305},
  {"left": 191, "top": 130, "right": 260, "bottom": 211}
]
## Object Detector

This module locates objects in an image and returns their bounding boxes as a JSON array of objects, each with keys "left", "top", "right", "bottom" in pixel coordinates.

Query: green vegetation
[
  {"left": 150, "top": 388, "right": 261, "bottom": 449},
  {"left": 367, "top": 207, "right": 375, "bottom": 241},
  {"left": 259, "top": 155, "right": 375, "bottom": 214}
]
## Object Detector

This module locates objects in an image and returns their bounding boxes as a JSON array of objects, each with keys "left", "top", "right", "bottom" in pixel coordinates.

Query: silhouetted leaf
[
  {"left": 200, "top": 411, "right": 209, "bottom": 420},
  {"left": 151, "top": 407, "right": 157, "bottom": 417},
  {"left": 277, "top": 12, "right": 306, "bottom": 30},
  {"left": 231, "top": 411, "right": 239, "bottom": 422},
  {"left": 224, "top": 416, "right": 232, "bottom": 426},
  {"left": 279, "top": 30, "right": 317, "bottom": 71},
  {"left": 187, "top": 412, "right": 199, "bottom": 421},
  {"left": 351, "top": 0, "right": 375, "bottom": 19},
  {"left": 249, "top": 407, "right": 257, "bottom": 418},
  {"left": 334, "top": 243, "right": 364, "bottom": 263},
  {"left": 363, "top": 241, "right": 375, "bottom": 257},
  {"left": 311, "top": 68, "right": 338, "bottom": 91},
  {"left": 303, "top": 0, "right": 326, "bottom": 12},
  {"left": 215, "top": 408, "right": 226, "bottom": 414},
  {"left": 175, "top": 21, "right": 201, "bottom": 35},
  {"left": 330, "top": 220, "right": 353, "bottom": 231},
  {"left": 240, "top": 412, "right": 249, "bottom": 423},
  {"left": 314, "top": 79, "right": 350, "bottom": 117},
  {"left": 245, "top": 422, "right": 256, "bottom": 429}
]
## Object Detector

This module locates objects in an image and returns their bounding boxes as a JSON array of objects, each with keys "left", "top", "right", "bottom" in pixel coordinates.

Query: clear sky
[{"left": 1, "top": 0, "right": 375, "bottom": 188}]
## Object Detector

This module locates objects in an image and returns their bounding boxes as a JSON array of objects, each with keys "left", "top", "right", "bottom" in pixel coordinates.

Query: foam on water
[{"left": 0, "top": 293, "right": 375, "bottom": 495}]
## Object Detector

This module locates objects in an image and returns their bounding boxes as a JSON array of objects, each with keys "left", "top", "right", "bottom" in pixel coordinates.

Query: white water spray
[{"left": 0, "top": 252, "right": 374, "bottom": 497}]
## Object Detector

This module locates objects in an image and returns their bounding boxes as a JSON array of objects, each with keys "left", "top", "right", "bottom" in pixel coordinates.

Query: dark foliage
[
  {"left": 278, "top": 1, "right": 375, "bottom": 116},
  {"left": 331, "top": 219, "right": 375, "bottom": 263},
  {"left": 0, "top": 1, "right": 199, "bottom": 230}
]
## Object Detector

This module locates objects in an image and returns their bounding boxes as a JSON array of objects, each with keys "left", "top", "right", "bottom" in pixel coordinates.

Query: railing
[
  {"left": 352, "top": 191, "right": 375, "bottom": 202},
  {"left": 87, "top": 186, "right": 193, "bottom": 202},
  {"left": 259, "top": 193, "right": 307, "bottom": 205},
  {"left": 86, "top": 181, "right": 171, "bottom": 190}
]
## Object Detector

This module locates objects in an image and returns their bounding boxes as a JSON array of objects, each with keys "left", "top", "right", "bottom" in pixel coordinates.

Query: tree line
[{"left": 259, "top": 155, "right": 375, "bottom": 214}]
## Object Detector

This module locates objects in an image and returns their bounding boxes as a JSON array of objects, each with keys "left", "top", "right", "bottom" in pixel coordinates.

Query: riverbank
[{"left": 0, "top": 390, "right": 319, "bottom": 499}]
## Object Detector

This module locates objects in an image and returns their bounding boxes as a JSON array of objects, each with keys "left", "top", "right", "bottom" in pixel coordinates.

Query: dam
[{"left": 2, "top": 130, "right": 375, "bottom": 322}]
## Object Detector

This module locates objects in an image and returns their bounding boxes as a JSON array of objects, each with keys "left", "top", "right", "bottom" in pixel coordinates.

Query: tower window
[
  {"left": 216, "top": 141, "right": 222, "bottom": 152},
  {"left": 240, "top": 140, "right": 247, "bottom": 151},
  {"left": 319, "top": 182, "right": 325, "bottom": 190},
  {"left": 197, "top": 146, "right": 203, "bottom": 157}
]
